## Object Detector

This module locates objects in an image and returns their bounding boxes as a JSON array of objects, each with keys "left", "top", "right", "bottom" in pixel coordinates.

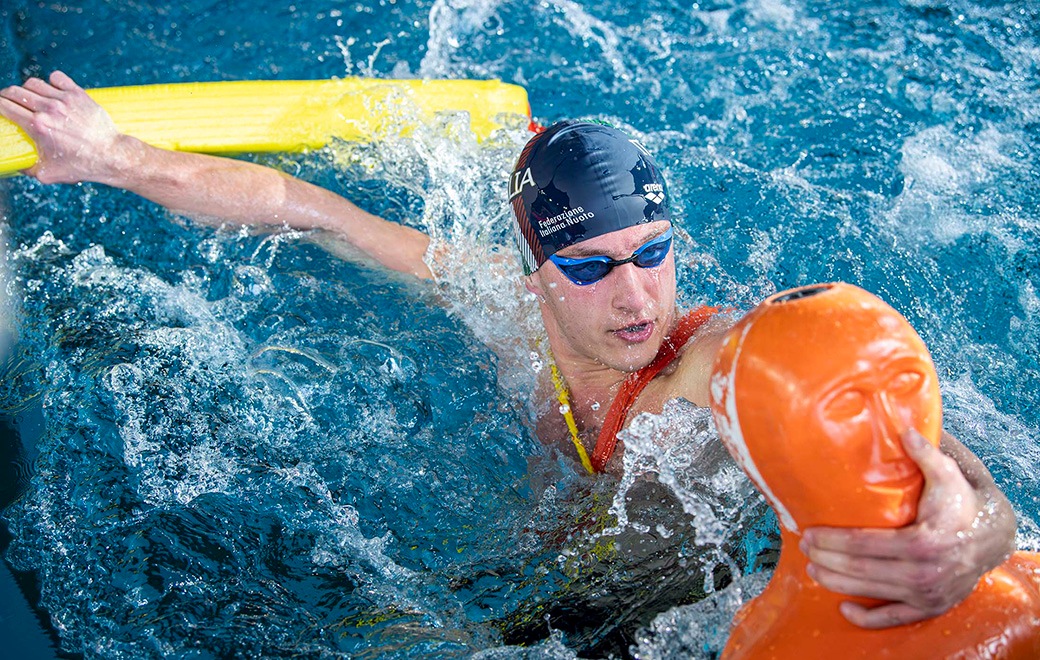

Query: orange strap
[{"left": 590, "top": 306, "right": 719, "bottom": 472}]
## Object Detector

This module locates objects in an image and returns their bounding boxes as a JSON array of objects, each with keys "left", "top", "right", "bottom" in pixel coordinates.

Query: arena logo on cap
[
  {"left": 509, "top": 167, "right": 536, "bottom": 199},
  {"left": 643, "top": 183, "right": 665, "bottom": 205}
]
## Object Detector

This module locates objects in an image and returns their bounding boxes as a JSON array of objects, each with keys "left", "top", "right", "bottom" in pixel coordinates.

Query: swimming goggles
[{"left": 548, "top": 226, "right": 673, "bottom": 286}]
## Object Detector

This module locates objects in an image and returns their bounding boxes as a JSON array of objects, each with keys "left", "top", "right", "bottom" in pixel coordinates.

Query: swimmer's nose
[{"left": 610, "top": 262, "right": 653, "bottom": 313}]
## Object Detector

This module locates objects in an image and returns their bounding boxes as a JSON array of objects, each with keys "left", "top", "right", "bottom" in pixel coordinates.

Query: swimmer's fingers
[
  {"left": 0, "top": 92, "right": 34, "bottom": 124},
  {"left": 24, "top": 72, "right": 99, "bottom": 119},
  {"left": 837, "top": 600, "right": 934, "bottom": 629},
  {"left": 0, "top": 81, "right": 47, "bottom": 116},
  {"left": 1, "top": 72, "right": 87, "bottom": 115},
  {"left": 22, "top": 76, "right": 64, "bottom": 101},
  {"left": 2, "top": 72, "right": 101, "bottom": 129},
  {"left": 804, "top": 518, "right": 978, "bottom": 622},
  {"left": 801, "top": 525, "right": 917, "bottom": 561},
  {"left": 48, "top": 70, "right": 81, "bottom": 92},
  {"left": 803, "top": 545, "right": 958, "bottom": 610},
  {"left": 804, "top": 544, "right": 968, "bottom": 630}
]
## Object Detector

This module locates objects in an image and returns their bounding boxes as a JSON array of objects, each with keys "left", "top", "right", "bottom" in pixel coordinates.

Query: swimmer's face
[
  {"left": 713, "top": 284, "right": 942, "bottom": 530},
  {"left": 527, "top": 221, "right": 677, "bottom": 374}
]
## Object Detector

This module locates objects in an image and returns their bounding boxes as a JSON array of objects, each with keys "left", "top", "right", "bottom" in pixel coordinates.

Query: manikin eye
[
  {"left": 887, "top": 371, "right": 925, "bottom": 397},
  {"left": 823, "top": 389, "right": 866, "bottom": 419}
]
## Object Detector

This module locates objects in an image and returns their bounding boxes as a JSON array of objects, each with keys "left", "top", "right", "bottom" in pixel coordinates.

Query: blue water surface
[{"left": 1, "top": 1, "right": 1038, "bottom": 658}]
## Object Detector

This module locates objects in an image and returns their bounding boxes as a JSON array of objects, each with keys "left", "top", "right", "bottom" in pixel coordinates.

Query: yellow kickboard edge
[{"left": 0, "top": 78, "right": 532, "bottom": 176}]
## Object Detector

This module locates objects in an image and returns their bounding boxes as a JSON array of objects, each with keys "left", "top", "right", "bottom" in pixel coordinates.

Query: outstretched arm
[
  {"left": 0, "top": 71, "right": 433, "bottom": 279},
  {"left": 800, "top": 428, "right": 1017, "bottom": 628}
]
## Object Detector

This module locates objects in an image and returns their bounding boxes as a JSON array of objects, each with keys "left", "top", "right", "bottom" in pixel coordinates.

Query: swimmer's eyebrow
[{"left": 562, "top": 227, "right": 669, "bottom": 258}]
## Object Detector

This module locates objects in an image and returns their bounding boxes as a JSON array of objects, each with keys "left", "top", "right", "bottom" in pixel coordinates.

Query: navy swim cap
[{"left": 509, "top": 121, "right": 671, "bottom": 275}]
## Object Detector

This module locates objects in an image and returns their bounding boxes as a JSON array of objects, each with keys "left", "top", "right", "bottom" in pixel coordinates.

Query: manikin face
[
  {"left": 526, "top": 221, "right": 677, "bottom": 373},
  {"left": 711, "top": 284, "right": 942, "bottom": 531}
]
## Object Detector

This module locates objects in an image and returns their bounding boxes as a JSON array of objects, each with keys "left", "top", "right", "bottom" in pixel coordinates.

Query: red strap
[{"left": 590, "top": 307, "right": 718, "bottom": 472}]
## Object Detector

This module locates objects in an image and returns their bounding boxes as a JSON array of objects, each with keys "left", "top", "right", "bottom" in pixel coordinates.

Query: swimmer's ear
[{"left": 523, "top": 272, "right": 545, "bottom": 297}]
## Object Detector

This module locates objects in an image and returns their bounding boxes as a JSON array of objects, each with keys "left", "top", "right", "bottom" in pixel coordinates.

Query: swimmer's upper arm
[
  {"left": 672, "top": 316, "right": 734, "bottom": 407},
  {"left": 284, "top": 176, "right": 433, "bottom": 279}
]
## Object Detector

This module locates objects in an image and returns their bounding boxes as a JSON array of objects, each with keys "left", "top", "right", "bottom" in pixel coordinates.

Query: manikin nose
[{"left": 872, "top": 392, "right": 907, "bottom": 461}]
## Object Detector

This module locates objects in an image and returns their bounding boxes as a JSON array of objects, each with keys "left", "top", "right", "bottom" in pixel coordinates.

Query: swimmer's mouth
[{"left": 612, "top": 320, "right": 655, "bottom": 342}]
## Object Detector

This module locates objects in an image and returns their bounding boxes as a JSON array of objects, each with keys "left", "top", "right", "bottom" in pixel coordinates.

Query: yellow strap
[{"left": 549, "top": 358, "right": 594, "bottom": 474}]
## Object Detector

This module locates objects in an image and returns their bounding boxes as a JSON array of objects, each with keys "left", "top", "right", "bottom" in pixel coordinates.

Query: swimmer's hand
[
  {"left": 0, "top": 71, "right": 138, "bottom": 185},
  {"left": 799, "top": 428, "right": 1016, "bottom": 629}
]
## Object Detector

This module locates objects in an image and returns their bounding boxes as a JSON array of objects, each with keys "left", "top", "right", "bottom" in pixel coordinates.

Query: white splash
[
  {"left": 606, "top": 399, "right": 761, "bottom": 547},
  {"left": 632, "top": 571, "right": 771, "bottom": 659},
  {"left": 0, "top": 221, "right": 15, "bottom": 360},
  {"left": 886, "top": 124, "right": 1028, "bottom": 245}
]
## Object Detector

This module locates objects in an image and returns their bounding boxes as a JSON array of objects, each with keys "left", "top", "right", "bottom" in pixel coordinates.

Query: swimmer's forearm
[
  {"left": 104, "top": 136, "right": 434, "bottom": 279},
  {"left": 940, "top": 431, "right": 1017, "bottom": 562}
]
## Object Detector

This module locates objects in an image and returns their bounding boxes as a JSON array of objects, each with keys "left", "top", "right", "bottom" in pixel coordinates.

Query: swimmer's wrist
[
  {"left": 977, "top": 487, "right": 1017, "bottom": 566},
  {"left": 95, "top": 134, "right": 148, "bottom": 187}
]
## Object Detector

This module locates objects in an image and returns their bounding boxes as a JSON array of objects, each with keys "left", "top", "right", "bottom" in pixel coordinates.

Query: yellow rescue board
[{"left": 0, "top": 78, "right": 532, "bottom": 175}]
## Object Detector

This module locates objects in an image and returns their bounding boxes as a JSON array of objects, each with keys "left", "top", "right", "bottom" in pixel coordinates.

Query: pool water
[{"left": 1, "top": 0, "right": 1038, "bottom": 658}]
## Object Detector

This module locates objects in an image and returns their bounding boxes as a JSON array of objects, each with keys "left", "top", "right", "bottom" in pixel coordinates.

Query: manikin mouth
[{"left": 862, "top": 458, "right": 924, "bottom": 497}]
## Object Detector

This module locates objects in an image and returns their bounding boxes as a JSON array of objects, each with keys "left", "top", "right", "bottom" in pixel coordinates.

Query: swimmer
[
  {"left": 0, "top": 71, "right": 1019, "bottom": 629},
  {"left": 709, "top": 282, "right": 1040, "bottom": 658}
]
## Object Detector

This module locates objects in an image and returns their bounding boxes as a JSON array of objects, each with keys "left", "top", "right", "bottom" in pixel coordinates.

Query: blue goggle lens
[{"left": 549, "top": 227, "right": 673, "bottom": 286}]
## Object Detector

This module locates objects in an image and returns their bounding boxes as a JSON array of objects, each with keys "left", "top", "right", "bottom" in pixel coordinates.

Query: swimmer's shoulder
[{"left": 669, "top": 310, "right": 736, "bottom": 407}]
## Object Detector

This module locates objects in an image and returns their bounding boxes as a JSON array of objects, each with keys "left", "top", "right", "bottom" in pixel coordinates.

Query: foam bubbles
[
  {"left": 942, "top": 373, "right": 1040, "bottom": 526},
  {"left": 748, "top": 0, "right": 798, "bottom": 31},
  {"left": 887, "top": 124, "right": 1027, "bottom": 244}
]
